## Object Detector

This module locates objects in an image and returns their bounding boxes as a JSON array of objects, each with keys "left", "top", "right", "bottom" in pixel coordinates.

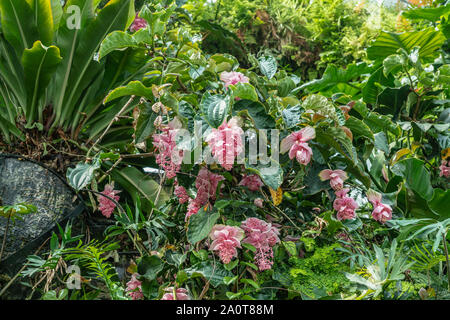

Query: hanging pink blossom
[
  {"left": 280, "top": 127, "right": 315, "bottom": 166},
  {"left": 254, "top": 198, "right": 264, "bottom": 208},
  {"left": 220, "top": 71, "right": 249, "bottom": 88},
  {"left": 319, "top": 169, "right": 348, "bottom": 190},
  {"left": 97, "top": 184, "right": 121, "bottom": 218},
  {"left": 174, "top": 185, "right": 190, "bottom": 204},
  {"left": 130, "top": 14, "right": 148, "bottom": 32},
  {"left": 206, "top": 118, "right": 244, "bottom": 171},
  {"left": 439, "top": 160, "right": 450, "bottom": 178},
  {"left": 239, "top": 174, "right": 264, "bottom": 191},
  {"left": 209, "top": 224, "right": 244, "bottom": 264},
  {"left": 161, "top": 287, "right": 189, "bottom": 300},
  {"left": 241, "top": 217, "right": 280, "bottom": 271},
  {"left": 333, "top": 188, "right": 358, "bottom": 221},
  {"left": 126, "top": 273, "right": 144, "bottom": 300},
  {"left": 185, "top": 168, "right": 225, "bottom": 220},
  {"left": 367, "top": 189, "right": 392, "bottom": 223},
  {"left": 152, "top": 117, "right": 184, "bottom": 179}
]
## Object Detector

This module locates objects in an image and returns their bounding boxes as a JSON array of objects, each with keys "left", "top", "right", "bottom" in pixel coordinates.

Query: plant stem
[
  {"left": 0, "top": 216, "right": 10, "bottom": 262},
  {"left": 442, "top": 232, "right": 450, "bottom": 291}
]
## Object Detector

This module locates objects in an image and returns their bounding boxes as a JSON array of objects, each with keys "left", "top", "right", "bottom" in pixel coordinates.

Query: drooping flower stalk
[
  {"left": 209, "top": 224, "right": 244, "bottom": 264},
  {"left": 280, "top": 126, "right": 316, "bottom": 166},
  {"left": 367, "top": 189, "right": 392, "bottom": 223}
]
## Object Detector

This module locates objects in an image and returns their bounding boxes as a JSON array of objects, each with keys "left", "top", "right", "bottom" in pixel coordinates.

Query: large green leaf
[
  {"left": 367, "top": 28, "right": 446, "bottom": 61},
  {"left": 66, "top": 159, "right": 101, "bottom": 191},
  {"left": 391, "top": 158, "right": 434, "bottom": 201},
  {"left": 402, "top": 4, "right": 450, "bottom": 22},
  {"left": 137, "top": 255, "right": 164, "bottom": 281},
  {"left": 299, "top": 63, "right": 369, "bottom": 93},
  {"left": 27, "top": 0, "right": 54, "bottom": 45},
  {"left": 187, "top": 208, "right": 220, "bottom": 244},
  {"left": 362, "top": 66, "right": 395, "bottom": 104},
  {"left": 233, "top": 99, "right": 275, "bottom": 129},
  {"left": 55, "top": 0, "right": 135, "bottom": 128},
  {"left": 0, "top": 0, "right": 38, "bottom": 57},
  {"left": 229, "top": 82, "right": 258, "bottom": 102},
  {"left": 22, "top": 41, "right": 62, "bottom": 124},
  {"left": 104, "top": 80, "right": 153, "bottom": 103},
  {"left": 111, "top": 166, "right": 169, "bottom": 208},
  {"left": 245, "top": 159, "right": 283, "bottom": 190},
  {"left": 345, "top": 116, "right": 374, "bottom": 142},
  {"left": 428, "top": 188, "right": 450, "bottom": 220},
  {"left": 377, "top": 85, "right": 410, "bottom": 121},
  {"left": 200, "top": 92, "right": 231, "bottom": 128},
  {"left": 184, "top": 261, "right": 233, "bottom": 288},
  {"left": 258, "top": 55, "right": 277, "bottom": 79}
]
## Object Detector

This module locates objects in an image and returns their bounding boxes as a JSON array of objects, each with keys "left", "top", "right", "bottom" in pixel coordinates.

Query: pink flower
[
  {"left": 254, "top": 198, "right": 264, "bottom": 208},
  {"left": 185, "top": 168, "right": 225, "bottom": 220},
  {"left": 206, "top": 118, "right": 244, "bottom": 171},
  {"left": 130, "top": 14, "right": 147, "bottom": 32},
  {"left": 97, "top": 184, "right": 121, "bottom": 218},
  {"left": 241, "top": 217, "right": 280, "bottom": 271},
  {"left": 439, "top": 160, "right": 450, "bottom": 178},
  {"left": 239, "top": 174, "right": 264, "bottom": 191},
  {"left": 161, "top": 287, "right": 189, "bottom": 300},
  {"left": 220, "top": 71, "right": 249, "bottom": 88},
  {"left": 319, "top": 169, "right": 348, "bottom": 190},
  {"left": 152, "top": 117, "right": 184, "bottom": 179},
  {"left": 174, "top": 185, "right": 190, "bottom": 204},
  {"left": 333, "top": 188, "right": 358, "bottom": 221},
  {"left": 209, "top": 225, "right": 245, "bottom": 264},
  {"left": 367, "top": 189, "right": 392, "bottom": 223},
  {"left": 126, "top": 273, "right": 144, "bottom": 300},
  {"left": 280, "top": 127, "right": 315, "bottom": 166}
]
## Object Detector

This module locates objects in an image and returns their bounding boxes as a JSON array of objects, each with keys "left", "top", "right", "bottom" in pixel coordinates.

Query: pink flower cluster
[
  {"left": 209, "top": 225, "right": 244, "bottom": 264},
  {"left": 220, "top": 71, "right": 249, "bottom": 88},
  {"left": 239, "top": 174, "right": 264, "bottom": 191},
  {"left": 333, "top": 188, "right": 358, "bottom": 221},
  {"left": 439, "top": 159, "right": 450, "bottom": 178},
  {"left": 280, "top": 127, "right": 315, "bottom": 166},
  {"left": 319, "top": 169, "right": 348, "bottom": 190},
  {"left": 206, "top": 118, "right": 244, "bottom": 171},
  {"left": 161, "top": 287, "right": 189, "bottom": 300},
  {"left": 367, "top": 189, "right": 392, "bottom": 223},
  {"left": 152, "top": 118, "right": 184, "bottom": 179},
  {"left": 241, "top": 217, "right": 280, "bottom": 271},
  {"left": 174, "top": 184, "right": 190, "bottom": 204},
  {"left": 126, "top": 273, "right": 144, "bottom": 300},
  {"left": 186, "top": 167, "right": 225, "bottom": 220},
  {"left": 97, "top": 184, "right": 121, "bottom": 218},
  {"left": 130, "top": 14, "right": 147, "bottom": 32}
]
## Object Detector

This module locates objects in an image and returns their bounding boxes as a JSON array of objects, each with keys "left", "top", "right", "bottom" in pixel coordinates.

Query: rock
[{"left": 0, "top": 155, "right": 82, "bottom": 265}]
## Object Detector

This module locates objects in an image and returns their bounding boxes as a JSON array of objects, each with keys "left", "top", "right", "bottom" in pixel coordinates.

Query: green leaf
[
  {"left": 28, "top": 0, "right": 55, "bottom": 45},
  {"left": 187, "top": 208, "right": 220, "bottom": 244},
  {"left": 377, "top": 85, "right": 410, "bottom": 121},
  {"left": 245, "top": 159, "right": 283, "bottom": 190},
  {"left": 362, "top": 66, "right": 395, "bottom": 104},
  {"left": 184, "top": 261, "right": 233, "bottom": 287},
  {"left": 402, "top": 4, "right": 450, "bottom": 22},
  {"left": 428, "top": 189, "right": 450, "bottom": 220},
  {"left": 104, "top": 80, "right": 153, "bottom": 103},
  {"left": 282, "top": 241, "right": 297, "bottom": 256},
  {"left": 22, "top": 41, "right": 62, "bottom": 123},
  {"left": 66, "top": 158, "right": 101, "bottom": 191},
  {"left": 111, "top": 166, "right": 169, "bottom": 207},
  {"left": 98, "top": 31, "right": 139, "bottom": 60},
  {"left": 229, "top": 82, "right": 258, "bottom": 101},
  {"left": 345, "top": 116, "right": 374, "bottom": 142},
  {"left": 367, "top": 28, "right": 446, "bottom": 61},
  {"left": 282, "top": 105, "right": 303, "bottom": 129},
  {"left": 258, "top": 55, "right": 277, "bottom": 79},
  {"left": 200, "top": 92, "right": 231, "bottom": 128},
  {"left": 383, "top": 54, "right": 405, "bottom": 77},
  {"left": 134, "top": 102, "right": 157, "bottom": 144},
  {"left": 137, "top": 255, "right": 164, "bottom": 281},
  {"left": 299, "top": 63, "right": 369, "bottom": 93},
  {"left": 0, "top": 0, "right": 38, "bottom": 57},
  {"left": 391, "top": 158, "right": 434, "bottom": 201},
  {"left": 233, "top": 99, "right": 275, "bottom": 129},
  {"left": 240, "top": 278, "right": 260, "bottom": 289}
]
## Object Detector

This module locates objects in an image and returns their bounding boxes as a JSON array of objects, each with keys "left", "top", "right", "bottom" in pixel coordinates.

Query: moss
[{"left": 288, "top": 243, "right": 350, "bottom": 296}]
